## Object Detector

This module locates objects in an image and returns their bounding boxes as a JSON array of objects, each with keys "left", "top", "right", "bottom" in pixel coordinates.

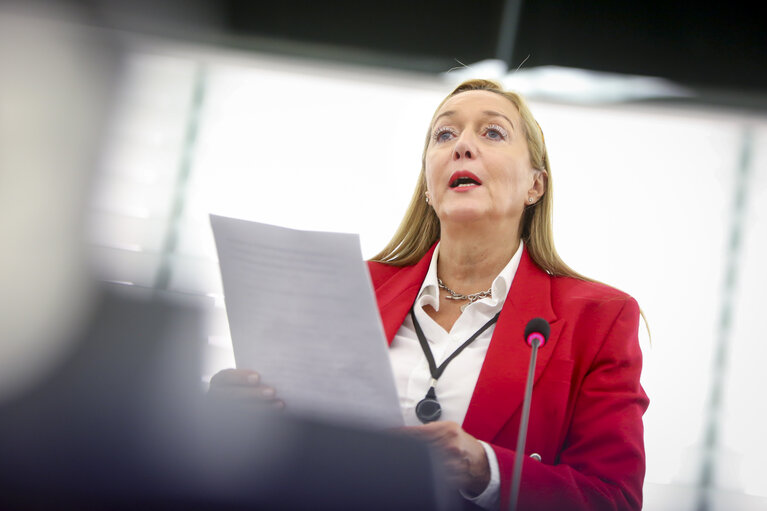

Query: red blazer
[{"left": 368, "top": 245, "right": 649, "bottom": 511}]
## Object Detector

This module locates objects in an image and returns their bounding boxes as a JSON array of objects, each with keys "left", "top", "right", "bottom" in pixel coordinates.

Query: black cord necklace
[{"left": 410, "top": 306, "right": 501, "bottom": 423}]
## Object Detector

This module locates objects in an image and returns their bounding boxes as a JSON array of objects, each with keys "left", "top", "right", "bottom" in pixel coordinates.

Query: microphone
[
  {"left": 509, "top": 318, "right": 551, "bottom": 511},
  {"left": 524, "top": 317, "right": 550, "bottom": 348}
]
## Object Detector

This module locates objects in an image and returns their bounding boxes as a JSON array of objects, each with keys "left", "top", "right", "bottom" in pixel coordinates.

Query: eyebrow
[{"left": 433, "top": 109, "right": 515, "bottom": 130}]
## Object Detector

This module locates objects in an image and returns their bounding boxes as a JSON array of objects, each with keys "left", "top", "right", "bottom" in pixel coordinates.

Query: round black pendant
[{"left": 416, "top": 396, "right": 442, "bottom": 423}]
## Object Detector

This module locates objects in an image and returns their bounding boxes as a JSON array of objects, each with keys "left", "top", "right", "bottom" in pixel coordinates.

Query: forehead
[{"left": 434, "top": 90, "right": 520, "bottom": 123}]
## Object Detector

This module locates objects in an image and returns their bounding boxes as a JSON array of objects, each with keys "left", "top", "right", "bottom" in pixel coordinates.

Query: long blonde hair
[{"left": 371, "top": 79, "right": 587, "bottom": 281}]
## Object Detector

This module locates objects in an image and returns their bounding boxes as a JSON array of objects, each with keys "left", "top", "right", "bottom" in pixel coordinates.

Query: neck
[{"left": 437, "top": 220, "right": 520, "bottom": 294}]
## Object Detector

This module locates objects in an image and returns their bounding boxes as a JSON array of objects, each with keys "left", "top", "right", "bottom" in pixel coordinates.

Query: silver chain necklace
[{"left": 437, "top": 277, "right": 492, "bottom": 312}]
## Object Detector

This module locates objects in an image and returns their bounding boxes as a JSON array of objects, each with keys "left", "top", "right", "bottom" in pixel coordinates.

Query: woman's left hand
[{"left": 401, "top": 421, "right": 490, "bottom": 495}]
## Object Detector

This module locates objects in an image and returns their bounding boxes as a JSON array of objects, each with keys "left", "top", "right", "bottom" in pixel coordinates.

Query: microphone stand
[{"left": 509, "top": 336, "right": 542, "bottom": 511}]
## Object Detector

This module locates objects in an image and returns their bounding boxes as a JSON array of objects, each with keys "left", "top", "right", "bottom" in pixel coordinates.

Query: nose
[{"left": 452, "top": 132, "right": 477, "bottom": 161}]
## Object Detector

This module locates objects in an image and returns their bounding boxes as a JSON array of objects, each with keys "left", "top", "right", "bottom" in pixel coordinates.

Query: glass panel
[{"left": 719, "top": 126, "right": 767, "bottom": 499}]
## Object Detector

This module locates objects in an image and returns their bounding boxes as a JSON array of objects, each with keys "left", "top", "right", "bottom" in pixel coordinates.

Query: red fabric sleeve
[{"left": 494, "top": 298, "right": 648, "bottom": 511}]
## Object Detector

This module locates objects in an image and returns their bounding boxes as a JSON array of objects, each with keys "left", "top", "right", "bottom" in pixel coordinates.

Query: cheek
[
  {"left": 424, "top": 166, "right": 434, "bottom": 192},
  {"left": 496, "top": 165, "right": 528, "bottom": 192},
  {"left": 494, "top": 167, "right": 534, "bottom": 209},
  {"left": 424, "top": 153, "right": 441, "bottom": 189}
]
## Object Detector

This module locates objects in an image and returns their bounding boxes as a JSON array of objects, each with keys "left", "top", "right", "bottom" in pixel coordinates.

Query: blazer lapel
[
  {"left": 372, "top": 244, "right": 436, "bottom": 345},
  {"left": 462, "top": 248, "right": 565, "bottom": 441}
]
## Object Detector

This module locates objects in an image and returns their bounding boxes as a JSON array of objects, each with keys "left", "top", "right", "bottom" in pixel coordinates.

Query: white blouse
[{"left": 388, "top": 241, "right": 524, "bottom": 509}]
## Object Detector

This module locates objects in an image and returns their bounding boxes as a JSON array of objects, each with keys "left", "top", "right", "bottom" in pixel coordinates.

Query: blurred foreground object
[
  {"left": 0, "top": 3, "right": 120, "bottom": 402},
  {"left": 0, "top": 281, "right": 455, "bottom": 510},
  {"left": 0, "top": 7, "right": 456, "bottom": 509}
]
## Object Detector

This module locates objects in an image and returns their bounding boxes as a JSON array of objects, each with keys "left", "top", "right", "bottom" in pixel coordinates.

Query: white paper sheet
[{"left": 210, "top": 215, "right": 403, "bottom": 429}]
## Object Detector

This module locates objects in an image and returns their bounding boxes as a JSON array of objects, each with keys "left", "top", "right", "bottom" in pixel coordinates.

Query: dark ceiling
[{"left": 85, "top": 0, "right": 767, "bottom": 107}]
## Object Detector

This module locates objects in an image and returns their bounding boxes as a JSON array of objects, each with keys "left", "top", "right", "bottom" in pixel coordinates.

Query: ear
[{"left": 528, "top": 168, "right": 547, "bottom": 203}]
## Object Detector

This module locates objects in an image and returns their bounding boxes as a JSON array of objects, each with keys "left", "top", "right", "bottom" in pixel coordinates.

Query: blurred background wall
[{"left": 1, "top": 1, "right": 765, "bottom": 509}]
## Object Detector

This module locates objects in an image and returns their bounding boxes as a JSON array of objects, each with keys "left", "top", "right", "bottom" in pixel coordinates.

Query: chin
[{"left": 438, "top": 207, "right": 489, "bottom": 224}]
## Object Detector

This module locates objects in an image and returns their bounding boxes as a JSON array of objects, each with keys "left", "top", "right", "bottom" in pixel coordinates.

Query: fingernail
[
  {"left": 246, "top": 374, "right": 260, "bottom": 385},
  {"left": 261, "top": 387, "right": 275, "bottom": 397}
]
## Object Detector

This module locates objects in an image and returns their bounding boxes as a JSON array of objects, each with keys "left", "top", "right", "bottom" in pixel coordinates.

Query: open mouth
[{"left": 449, "top": 171, "right": 482, "bottom": 188}]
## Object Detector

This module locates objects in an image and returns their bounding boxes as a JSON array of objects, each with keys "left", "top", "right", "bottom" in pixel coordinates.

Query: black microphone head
[{"left": 524, "top": 317, "right": 550, "bottom": 347}]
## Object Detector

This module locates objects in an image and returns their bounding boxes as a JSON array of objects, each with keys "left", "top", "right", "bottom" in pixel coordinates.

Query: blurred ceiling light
[{"left": 443, "top": 59, "right": 694, "bottom": 104}]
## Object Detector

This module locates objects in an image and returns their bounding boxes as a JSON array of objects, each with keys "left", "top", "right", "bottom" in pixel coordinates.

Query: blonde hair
[{"left": 371, "top": 78, "right": 587, "bottom": 281}]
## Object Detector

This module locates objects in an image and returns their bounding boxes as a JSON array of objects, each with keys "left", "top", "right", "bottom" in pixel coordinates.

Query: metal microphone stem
[{"left": 509, "top": 338, "right": 540, "bottom": 511}]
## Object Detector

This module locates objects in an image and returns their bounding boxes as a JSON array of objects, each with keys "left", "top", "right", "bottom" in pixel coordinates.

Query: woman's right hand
[{"left": 208, "top": 368, "right": 284, "bottom": 409}]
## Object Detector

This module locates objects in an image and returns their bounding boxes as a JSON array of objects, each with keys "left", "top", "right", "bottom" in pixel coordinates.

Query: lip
[{"left": 449, "top": 170, "right": 482, "bottom": 190}]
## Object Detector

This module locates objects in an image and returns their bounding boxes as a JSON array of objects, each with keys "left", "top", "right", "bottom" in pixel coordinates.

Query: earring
[
  {"left": 528, "top": 197, "right": 534, "bottom": 203},
  {"left": 425, "top": 193, "right": 430, "bottom": 204}
]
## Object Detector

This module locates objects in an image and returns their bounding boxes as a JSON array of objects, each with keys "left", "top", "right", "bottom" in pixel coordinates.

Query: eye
[
  {"left": 433, "top": 126, "right": 457, "bottom": 143},
  {"left": 484, "top": 124, "right": 508, "bottom": 141}
]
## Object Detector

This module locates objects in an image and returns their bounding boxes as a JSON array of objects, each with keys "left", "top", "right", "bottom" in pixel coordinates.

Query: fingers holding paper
[
  {"left": 208, "top": 368, "right": 285, "bottom": 409},
  {"left": 400, "top": 421, "right": 490, "bottom": 496}
]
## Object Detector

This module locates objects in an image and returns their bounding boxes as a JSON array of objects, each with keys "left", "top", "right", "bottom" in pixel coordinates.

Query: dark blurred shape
[
  {"left": 221, "top": 0, "right": 503, "bottom": 70},
  {"left": 511, "top": 1, "right": 766, "bottom": 93},
  {"left": 0, "top": 283, "right": 207, "bottom": 508},
  {"left": 0, "top": 283, "right": 456, "bottom": 510},
  {"left": 82, "top": 0, "right": 766, "bottom": 100},
  {"left": 197, "top": 406, "right": 458, "bottom": 511}
]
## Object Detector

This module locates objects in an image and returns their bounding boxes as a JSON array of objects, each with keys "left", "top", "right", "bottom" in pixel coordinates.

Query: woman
[{"left": 211, "top": 79, "right": 648, "bottom": 511}]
